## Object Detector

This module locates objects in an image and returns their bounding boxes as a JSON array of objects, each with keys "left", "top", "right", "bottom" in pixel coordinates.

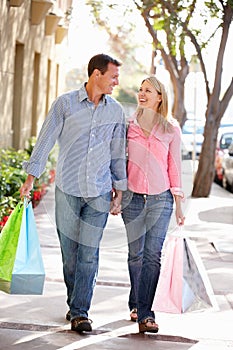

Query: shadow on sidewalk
[{"left": 199, "top": 207, "right": 233, "bottom": 225}]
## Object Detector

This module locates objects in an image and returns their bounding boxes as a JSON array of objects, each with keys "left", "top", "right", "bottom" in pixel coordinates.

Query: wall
[{"left": 0, "top": 0, "right": 72, "bottom": 149}]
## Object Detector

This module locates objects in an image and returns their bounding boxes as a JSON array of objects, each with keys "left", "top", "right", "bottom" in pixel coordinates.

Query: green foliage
[
  {"left": 204, "top": 1, "right": 222, "bottom": 17},
  {"left": 0, "top": 138, "right": 57, "bottom": 231},
  {"left": 153, "top": 18, "right": 166, "bottom": 31},
  {"left": 115, "top": 88, "right": 137, "bottom": 104},
  {"left": 0, "top": 149, "right": 28, "bottom": 199}
]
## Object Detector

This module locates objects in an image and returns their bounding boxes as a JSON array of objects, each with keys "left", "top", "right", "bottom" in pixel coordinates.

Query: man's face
[{"left": 97, "top": 63, "right": 120, "bottom": 94}]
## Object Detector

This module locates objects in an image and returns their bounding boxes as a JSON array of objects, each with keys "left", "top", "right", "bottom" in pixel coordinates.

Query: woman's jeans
[
  {"left": 55, "top": 186, "right": 111, "bottom": 320},
  {"left": 121, "top": 190, "right": 173, "bottom": 323}
]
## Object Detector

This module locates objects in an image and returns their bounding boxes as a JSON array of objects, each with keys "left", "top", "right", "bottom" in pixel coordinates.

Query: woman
[{"left": 121, "top": 76, "right": 185, "bottom": 333}]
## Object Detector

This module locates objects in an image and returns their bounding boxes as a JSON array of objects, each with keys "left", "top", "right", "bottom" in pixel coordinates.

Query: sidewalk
[{"left": 0, "top": 159, "right": 233, "bottom": 349}]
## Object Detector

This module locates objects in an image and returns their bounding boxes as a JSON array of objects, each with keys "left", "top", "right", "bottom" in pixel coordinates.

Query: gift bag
[
  {"left": 153, "top": 233, "right": 218, "bottom": 313},
  {"left": 0, "top": 199, "right": 45, "bottom": 294},
  {"left": 0, "top": 202, "right": 24, "bottom": 293}
]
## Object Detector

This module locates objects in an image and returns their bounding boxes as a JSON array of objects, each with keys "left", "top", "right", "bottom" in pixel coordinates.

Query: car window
[
  {"left": 182, "top": 125, "right": 204, "bottom": 134},
  {"left": 220, "top": 133, "right": 233, "bottom": 149}
]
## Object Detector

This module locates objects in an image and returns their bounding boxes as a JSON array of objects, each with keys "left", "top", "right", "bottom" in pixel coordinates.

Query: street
[{"left": 0, "top": 159, "right": 233, "bottom": 349}]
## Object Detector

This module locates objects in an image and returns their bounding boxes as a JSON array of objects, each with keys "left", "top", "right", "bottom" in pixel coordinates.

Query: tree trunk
[
  {"left": 191, "top": 111, "right": 220, "bottom": 197},
  {"left": 171, "top": 79, "right": 186, "bottom": 126},
  {"left": 166, "top": 61, "right": 187, "bottom": 126},
  {"left": 192, "top": 4, "right": 233, "bottom": 198}
]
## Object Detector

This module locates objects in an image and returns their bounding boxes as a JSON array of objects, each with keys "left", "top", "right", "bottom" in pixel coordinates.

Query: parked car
[
  {"left": 222, "top": 142, "right": 233, "bottom": 192},
  {"left": 181, "top": 120, "right": 204, "bottom": 159},
  {"left": 214, "top": 126, "right": 233, "bottom": 184}
]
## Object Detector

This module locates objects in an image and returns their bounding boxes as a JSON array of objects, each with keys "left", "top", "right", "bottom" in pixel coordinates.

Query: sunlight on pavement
[{"left": 57, "top": 324, "right": 137, "bottom": 350}]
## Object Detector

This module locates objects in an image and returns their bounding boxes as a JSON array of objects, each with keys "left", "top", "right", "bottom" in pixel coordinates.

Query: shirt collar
[
  {"left": 128, "top": 113, "right": 138, "bottom": 124},
  {"left": 79, "top": 83, "right": 107, "bottom": 105},
  {"left": 79, "top": 83, "right": 88, "bottom": 102},
  {"left": 129, "top": 113, "right": 165, "bottom": 139}
]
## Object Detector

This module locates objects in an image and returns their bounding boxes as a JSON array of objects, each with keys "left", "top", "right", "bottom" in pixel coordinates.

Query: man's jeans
[
  {"left": 121, "top": 190, "right": 173, "bottom": 322},
  {"left": 55, "top": 186, "right": 111, "bottom": 320}
]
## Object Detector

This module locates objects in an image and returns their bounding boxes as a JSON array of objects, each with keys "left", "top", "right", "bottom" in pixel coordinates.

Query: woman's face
[{"left": 137, "top": 80, "right": 161, "bottom": 111}]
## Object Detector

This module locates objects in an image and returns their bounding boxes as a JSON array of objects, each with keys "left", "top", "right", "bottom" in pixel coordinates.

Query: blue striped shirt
[{"left": 23, "top": 84, "right": 127, "bottom": 197}]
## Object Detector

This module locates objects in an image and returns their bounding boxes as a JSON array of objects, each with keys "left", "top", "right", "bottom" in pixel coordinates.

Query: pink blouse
[{"left": 127, "top": 117, "right": 184, "bottom": 198}]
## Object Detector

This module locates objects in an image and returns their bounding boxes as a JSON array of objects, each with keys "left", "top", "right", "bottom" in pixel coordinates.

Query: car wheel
[
  {"left": 214, "top": 171, "right": 222, "bottom": 185},
  {"left": 222, "top": 172, "right": 230, "bottom": 191}
]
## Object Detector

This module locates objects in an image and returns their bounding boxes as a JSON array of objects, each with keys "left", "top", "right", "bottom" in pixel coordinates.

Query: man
[{"left": 20, "top": 54, "right": 127, "bottom": 333}]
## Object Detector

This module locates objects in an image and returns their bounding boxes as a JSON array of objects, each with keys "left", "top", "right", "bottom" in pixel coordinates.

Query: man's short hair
[{"left": 88, "top": 54, "right": 121, "bottom": 77}]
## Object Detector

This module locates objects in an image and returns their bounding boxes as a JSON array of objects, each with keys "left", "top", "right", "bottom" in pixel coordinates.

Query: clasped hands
[{"left": 110, "top": 189, "right": 122, "bottom": 216}]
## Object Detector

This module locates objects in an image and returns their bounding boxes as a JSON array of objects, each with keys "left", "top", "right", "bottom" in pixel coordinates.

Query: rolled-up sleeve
[{"left": 168, "top": 124, "right": 184, "bottom": 198}]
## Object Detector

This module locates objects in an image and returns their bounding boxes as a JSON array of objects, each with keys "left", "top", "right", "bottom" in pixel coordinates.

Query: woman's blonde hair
[
  {"left": 136, "top": 76, "right": 175, "bottom": 133},
  {"left": 144, "top": 76, "right": 168, "bottom": 118}
]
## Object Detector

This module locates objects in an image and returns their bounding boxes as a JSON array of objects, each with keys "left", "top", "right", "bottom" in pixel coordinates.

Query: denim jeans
[
  {"left": 55, "top": 186, "right": 111, "bottom": 320},
  {"left": 121, "top": 190, "right": 173, "bottom": 322}
]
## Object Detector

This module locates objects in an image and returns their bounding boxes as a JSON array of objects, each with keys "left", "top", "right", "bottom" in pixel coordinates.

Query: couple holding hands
[{"left": 20, "top": 53, "right": 184, "bottom": 334}]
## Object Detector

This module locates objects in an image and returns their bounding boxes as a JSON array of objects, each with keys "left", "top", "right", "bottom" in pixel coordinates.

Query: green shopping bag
[
  {"left": 0, "top": 202, "right": 24, "bottom": 293},
  {"left": 0, "top": 199, "right": 45, "bottom": 294}
]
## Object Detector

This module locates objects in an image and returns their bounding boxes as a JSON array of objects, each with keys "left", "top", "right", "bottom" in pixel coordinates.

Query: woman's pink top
[{"left": 127, "top": 116, "right": 184, "bottom": 198}]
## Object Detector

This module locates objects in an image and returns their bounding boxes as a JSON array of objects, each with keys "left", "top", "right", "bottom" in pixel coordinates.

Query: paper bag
[
  {"left": 153, "top": 235, "right": 218, "bottom": 313},
  {"left": 0, "top": 200, "right": 45, "bottom": 294}
]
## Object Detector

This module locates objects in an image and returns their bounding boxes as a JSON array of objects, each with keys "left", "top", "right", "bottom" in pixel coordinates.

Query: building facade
[{"left": 0, "top": 0, "right": 72, "bottom": 149}]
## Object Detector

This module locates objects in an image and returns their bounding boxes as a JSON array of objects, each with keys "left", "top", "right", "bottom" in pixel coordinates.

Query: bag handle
[
  {"left": 23, "top": 197, "right": 31, "bottom": 208},
  {"left": 169, "top": 225, "right": 187, "bottom": 238}
]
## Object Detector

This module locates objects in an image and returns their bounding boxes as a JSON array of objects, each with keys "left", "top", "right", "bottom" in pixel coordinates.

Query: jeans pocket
[{"left": 122, "top": 190, "right": 134, "bottom": 210}]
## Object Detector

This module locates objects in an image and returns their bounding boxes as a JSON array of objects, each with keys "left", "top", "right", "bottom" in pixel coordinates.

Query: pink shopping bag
[
  {"left": 153, "top": 234, "right": 218, "bottom": 313},
  {"left": 153, "top": 235, "right": 183, "bottom": 313}
]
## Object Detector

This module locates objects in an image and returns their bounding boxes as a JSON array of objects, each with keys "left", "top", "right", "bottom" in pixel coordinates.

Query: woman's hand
[
  {"left": 175, "top": 206, "right": 185, "bottom": 226},
  {"left": 174, "top": 194, "right": 185, "bottom": 226}
]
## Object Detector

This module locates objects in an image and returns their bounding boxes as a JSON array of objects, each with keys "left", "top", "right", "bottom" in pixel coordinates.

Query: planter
[
  {"left": 55, "top": 26, "right": 68, "bottom": 44},
  {"left": 45, "top": 14, "right": 62, "bottom": 35},
  {"left": 9, "top": 0, "right": 24, "bottom": 6},
  {"left": 31, "top": 0, "right": 53, "bottom": 25}
]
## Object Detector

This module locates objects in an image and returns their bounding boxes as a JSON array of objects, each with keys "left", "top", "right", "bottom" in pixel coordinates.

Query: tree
[
  {"left": 87, "top": 0, "right": 233, "bottom": 197},
  {"left": 87, "top": 0, "right": 150, "bottom": 100},
  {"left": 133, "top": 0, "right": 233, "bottom": 197},
  {"left": 191, "top": 1, "right": 233, "bottom": 197}
]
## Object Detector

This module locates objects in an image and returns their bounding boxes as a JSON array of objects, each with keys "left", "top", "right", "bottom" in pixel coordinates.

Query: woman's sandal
[
  {"left": 139, "top": 317, "right": 159, "bottom": 333},
  {"left": 130, "top": 308, "right": 138, "bottom": 322}
]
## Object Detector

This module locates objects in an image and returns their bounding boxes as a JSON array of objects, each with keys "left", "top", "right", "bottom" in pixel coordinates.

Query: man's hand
[{"left": 20, "top": 174, "right": 35, "bottom": 198}]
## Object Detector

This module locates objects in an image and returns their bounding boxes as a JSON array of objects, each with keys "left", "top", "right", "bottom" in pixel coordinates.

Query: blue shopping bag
[{"left": 0, "top": 199, "right": 45, "bottom": 294}]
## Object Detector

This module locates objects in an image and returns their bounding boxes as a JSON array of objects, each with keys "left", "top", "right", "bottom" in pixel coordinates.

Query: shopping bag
[
  {"left": 153, "top": 234, "right": 218, "bottom": 313},
  {"left": 182, "top": 238, "right": 218, "bottom": 312},
  {"left": 0, "top": 202, "right": 24, "bottom": 293},
  {"left": 0, "top": 199, "right": 45, "bottom": 294},
  {"left": 152, "top": 235, "right": 183, "bottom": 313}
]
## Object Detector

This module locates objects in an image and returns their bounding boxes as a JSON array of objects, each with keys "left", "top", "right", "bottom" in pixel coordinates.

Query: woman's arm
[{"left": 174, "top": 194, "right": 185, "bottom": 226}]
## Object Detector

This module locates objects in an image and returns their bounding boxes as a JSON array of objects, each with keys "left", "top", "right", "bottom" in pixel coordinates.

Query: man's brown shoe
[
  {"left": 71, "top": 317, "right": 92, "bottom": 333},
  {"left": 139, "top": 318, "right": 159, "bottom": 333},
  {"left": 130, "top": 308, "right": 138, "bottom": 322},
  {"left": 66, "top": 310, "right": 71, "bottom": 321}
]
